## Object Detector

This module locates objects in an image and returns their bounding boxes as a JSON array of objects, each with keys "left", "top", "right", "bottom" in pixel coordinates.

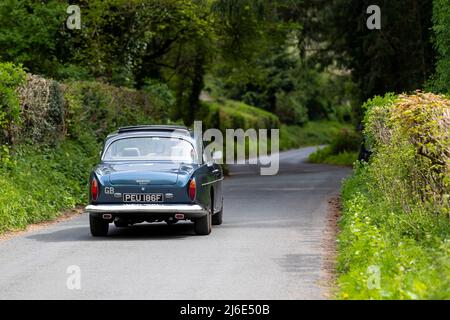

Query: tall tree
[
  {"left": 0, "top": 0, "right": 67, "bottom": 77},
  {"left": 429, "top": 0, "right": 450, "bottom": 93},
  {"left": 327, "top": 0, "right": 435, "bottom": 104}
]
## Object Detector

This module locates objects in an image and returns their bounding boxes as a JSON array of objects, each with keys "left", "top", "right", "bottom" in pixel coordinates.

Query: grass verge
[
  {"left": 0, "top": 140, "right": 97, "bottom": 234},
  {"left": 306, "top": 127, "right": 361, "bottom": 165},
  {"left": 337, "top": 163, "right": 450, "bottom": 299},
  {"left": 309, "top": 147, "right": 358, "bottom": 166}
]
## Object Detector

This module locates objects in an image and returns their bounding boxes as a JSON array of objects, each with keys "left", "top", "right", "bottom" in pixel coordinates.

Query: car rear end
[{"left": 86, "top": 127, "right": 212, "bottom": 236}]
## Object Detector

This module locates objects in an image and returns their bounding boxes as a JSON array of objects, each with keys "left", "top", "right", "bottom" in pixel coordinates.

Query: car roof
[
  {"left": 106, "top": 125, "right": 192, "bottom": 139},
  {"left": 104, "top": 125, "right": 198, "bottom": 149},
  {"left": 118, "top": 125, "right": 190, "bottom": 134}
]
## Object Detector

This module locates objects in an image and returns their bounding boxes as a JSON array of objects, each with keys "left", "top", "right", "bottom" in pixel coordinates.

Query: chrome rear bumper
[{"left": 85, "top": 204, "right": 207, "bottom": 217}]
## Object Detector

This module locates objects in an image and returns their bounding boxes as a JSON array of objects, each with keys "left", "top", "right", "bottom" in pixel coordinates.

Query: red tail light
[
  {"left": 188, "top": 178, "right": 196, "bottom": 201},
  {"left": 91, "top": 178, "right": 99, "bottom": 201}
]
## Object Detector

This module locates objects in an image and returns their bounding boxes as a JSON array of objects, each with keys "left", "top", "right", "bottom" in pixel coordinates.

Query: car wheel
[
  {"left": 90, "top": 214, "right": 109, "bottom": 236},
  {"left": 194, "top": 211, "right": 212, "bottom": 235},
  {"left": 194, "top": 198, "right": 212, "bottom": 235},
  {"left": 212, "top": 209, "right": 223, "bottom": 225}
]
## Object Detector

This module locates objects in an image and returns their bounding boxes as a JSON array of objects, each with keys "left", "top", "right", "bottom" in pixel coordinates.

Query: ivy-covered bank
[{"left": 337, "top": 93, "right": 450, "bottom": 299}]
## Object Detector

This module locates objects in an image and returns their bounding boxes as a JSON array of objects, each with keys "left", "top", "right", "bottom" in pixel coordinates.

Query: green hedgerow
[{"left": 337, "top": 92, "right": 450, "bottom": 300}]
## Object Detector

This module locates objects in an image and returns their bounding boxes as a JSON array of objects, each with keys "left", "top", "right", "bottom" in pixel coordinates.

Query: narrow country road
[{"left": 0, "top": 147, "right": 351, "bottom": 299}]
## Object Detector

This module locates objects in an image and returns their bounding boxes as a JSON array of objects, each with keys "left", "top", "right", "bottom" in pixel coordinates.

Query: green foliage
[
  {"left": 0, "top": 62, "right": 26, "bottom": 143},
  {"left": 0, "top": 0, "right": 362, "bottom": 129},
  {"left": 199, "top": 99, "right": 280, "bottom": 131},
  {"left": 16, "top": 74, "right": 65, "bottom": 145},
  {"left": 2, "top": 68, "right": 170, "bottom": 148},
  {"left": 275, "top": 91, "right": 309, "bottom": 125},
  {"left": 308, "top": 128, "right": 361, "bottom": 166},
  {"left": 0, "top": 144, "right": 15, "bottom": 169},
  {"left": 286, "top": 65, "right": 356, "bottom": 122},
  {"left": 329, "top": 128, "right": 362, "bottom": 154},
  {"left": 63, "top": 80, "right": 167, "bottom": 144},
  {"left": 279, "top": 121, "right": 353, "bottom": 151},
  {"left": 0, "top": 75, "right": 175, "bottom": 235},
  {"left": 0, "top": 0, "right": 214, "bottom": 90},
  {"left": 338, "top": 163, "right": 450, "bottom": 299},
  {"left": 142, "top": 79, "right": 176, "bottom": 111},
  {"left": 70, "top": 0, "right": 213, "bottom": 91},
  {"left": 363, "top": 92, "right": 450, "bottom": 213},
  {"left": 0, "top": 141, "right": 97, "bottom": 234},
  {"left": 206, "top": 43, "right": 295, "bottom": 111},
  {"left": 362, "top": 93, "right": 399, "bottom": 149},
  {"left": 198, "top": 99, "right": 349, "bottom": 160},
  {"left": 428, "top": 0, "right": 450, "bottom": 93},
  {"left": 337, "top": 92, "right": 450, "bottom": 299},
  {"left": 327, "top": 0, "right": 435, "bottom": 108},
  {"left": 56, "top": 64, "right": 93, "bottom": 82},
  {"left": 171, "top": 40, "right": 210, "bottom": 125},
  {"left": 207, "top": 43, "right": 357, "bottom": 125},
  {"left": 211, "top": 0, "right": 271, "bottom": 61},
  {"left": 189, "top": 104, "right": 353, "bottom": 157},
  {"left": 0, "top": 0, "right": 441, "bottom": 130},
  {"left": 309, "top": 148, "right": 357, "bottom": 166},
  {"left": 0, "top": 0, "right": 66, "bottom": 77}
]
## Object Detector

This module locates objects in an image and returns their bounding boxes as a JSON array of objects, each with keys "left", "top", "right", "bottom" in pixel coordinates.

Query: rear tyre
[
  {"left": 195, "top": 197, "right": 212, "bottom": 235},
  {"left": 194, "top": 211, "right": 212, "bottom": 235},
  {"left": 195, "top": 194, "right": 213, "bottom": 235},
  {"left": 212, "top": 210, "right": 223, "bottom": 225},
  {"left": 90, "top": 214, "right": 109, "bottom": 236}
]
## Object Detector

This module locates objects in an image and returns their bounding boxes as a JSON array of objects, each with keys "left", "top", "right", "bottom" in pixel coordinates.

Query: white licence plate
[{"left": 123, "top": 193, "right": 164, "bottom": 203}]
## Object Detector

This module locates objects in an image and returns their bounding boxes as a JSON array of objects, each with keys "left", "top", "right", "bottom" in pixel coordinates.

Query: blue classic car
[{"left": 86, "top": 125, "right": 224, "bottom": 236}]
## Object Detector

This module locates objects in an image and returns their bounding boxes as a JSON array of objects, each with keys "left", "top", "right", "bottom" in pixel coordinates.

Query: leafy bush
[
  {"left": 198, "top": 99, "right": 280, "bottom": 131},
  {"left": 337, "top": 92, "right": 450, "bottom": 299},
  {"left": 142, "top": 79, "right": 176, "bottom": 120},
  {"left": 1, "top": 65, "right": 66, "bottom": 146},
  {"left": 279, "top": 121, "right": 353, "bottom": 151},
  {"left": 307, "top": 127, "right": 361, "bottom": 166},
  {"left": 196, "top": 99, "right": 281, "bottom": 162},
  {"left": 274, "top": 91, "right": 309, "bottom": 125},
  {"left": 309, "top": 148, "right": 358, "bottom": 166},
  {"left": 0, "top": 62, "right": 26, "bottom": 144},
  {"left": 428, "top": 0, "right": 450, "bottom": 93},
  {"left": 329, "top": 128, "right": 361, "bottom": 154},
  {"left": 0, "top": 0, "right": 66, "bottom": 78},
  {"left": 62, "top": 80, "right": 167, "bottom": 144},
  {"left": 16, "top": 74, "right": 65, "bottom": 145},
  {"left": 363, "top": 92, "right": 449, "bottom": 215}
]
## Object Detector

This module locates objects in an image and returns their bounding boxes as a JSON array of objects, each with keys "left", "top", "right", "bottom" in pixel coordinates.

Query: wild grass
[{"left": 309, "top": 148, "right": 358, "bottom": 166}]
